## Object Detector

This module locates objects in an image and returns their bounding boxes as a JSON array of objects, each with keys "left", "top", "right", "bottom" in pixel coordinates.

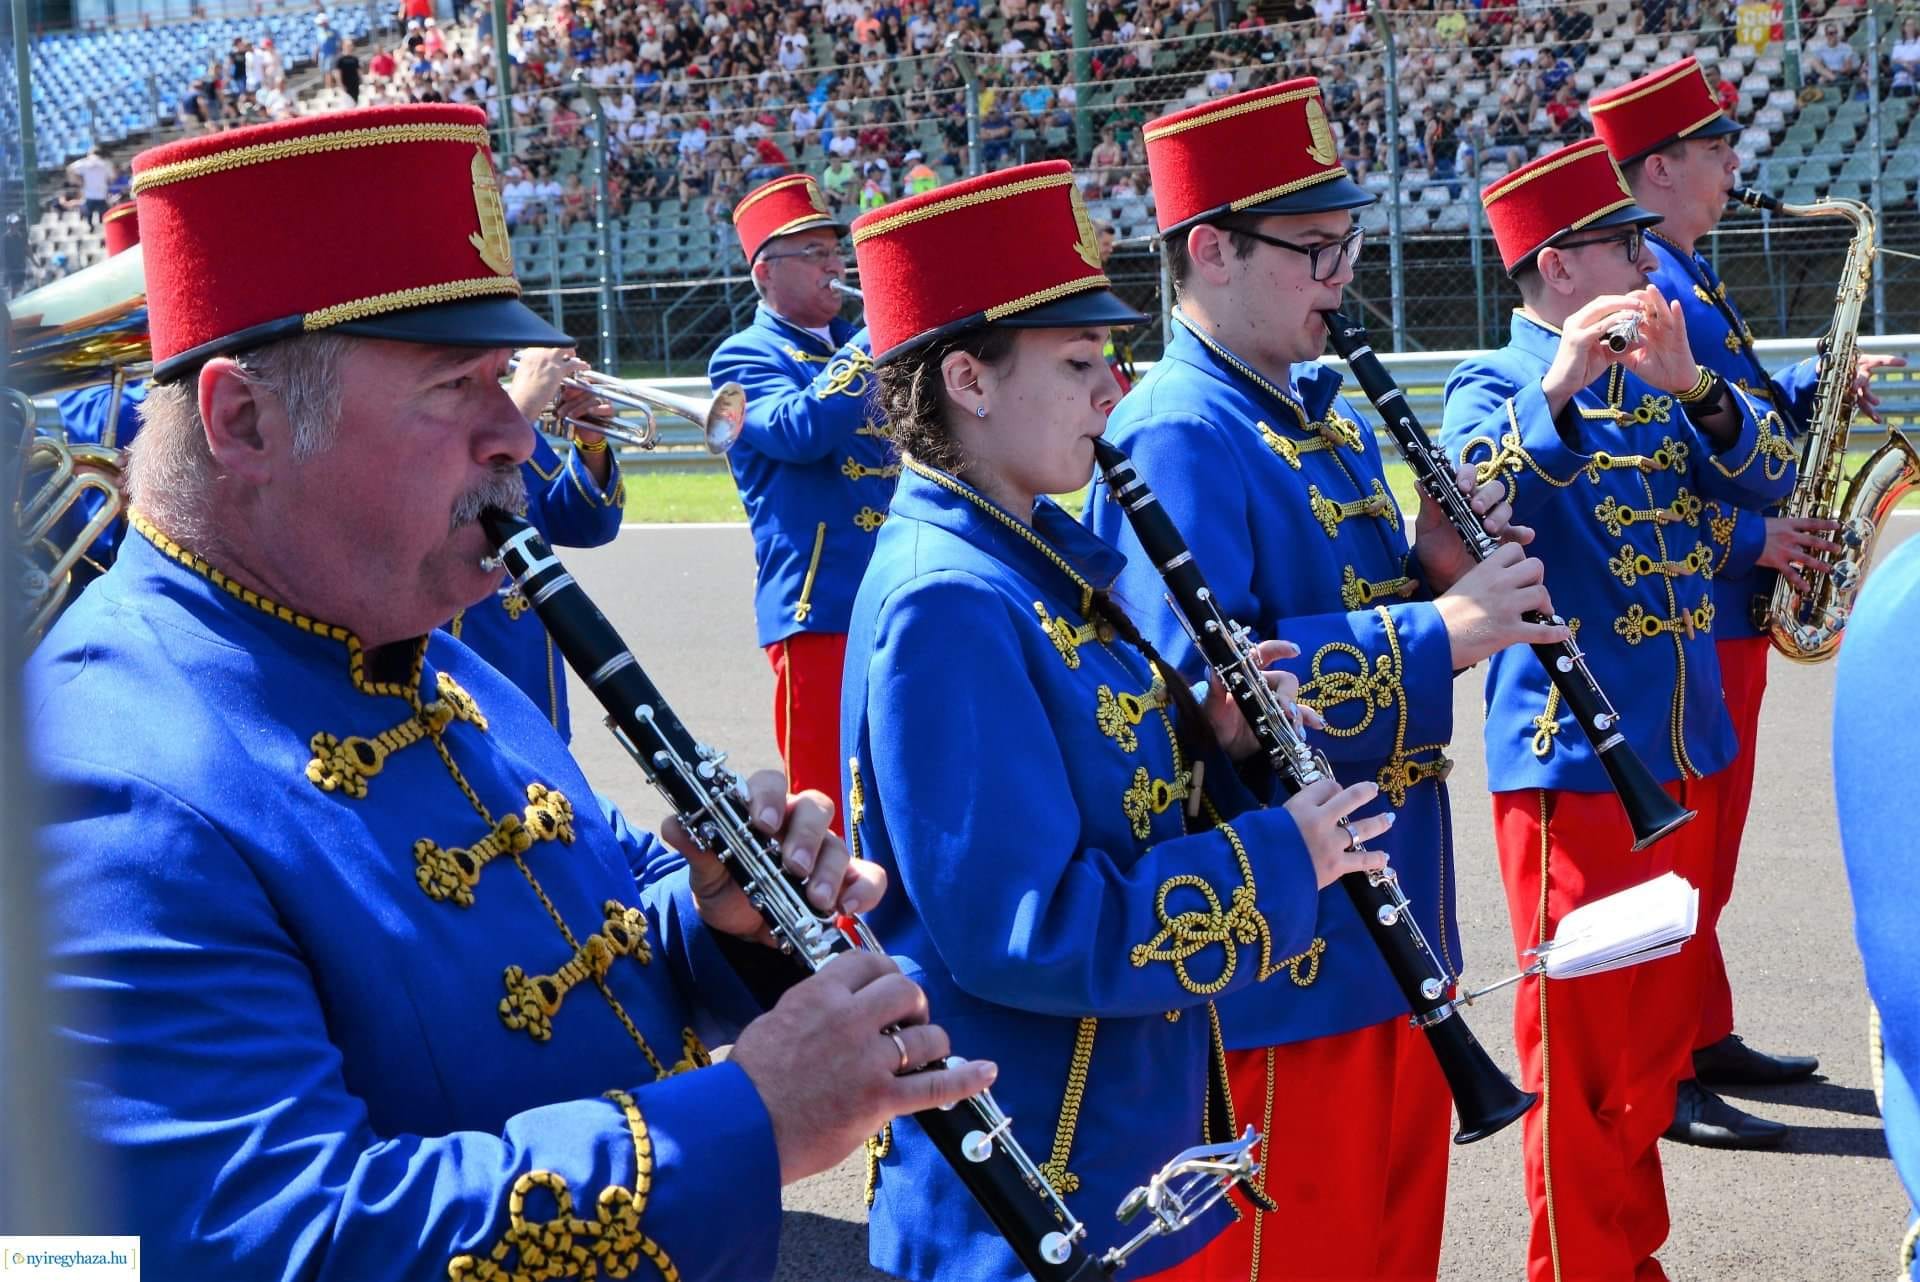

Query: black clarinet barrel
[{"left": 1319, "top": 312, "right": 1694, "bottom": 852}]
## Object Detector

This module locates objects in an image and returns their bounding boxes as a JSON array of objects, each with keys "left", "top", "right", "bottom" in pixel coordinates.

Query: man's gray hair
[{"left": 128, "top": 332, "right": 352, "bottom": 547}]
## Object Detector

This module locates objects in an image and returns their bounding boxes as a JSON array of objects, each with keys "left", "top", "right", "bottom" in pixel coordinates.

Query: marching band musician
[
  {"left": 1833, "top": 534, "right": 1920, "bottom": 1282},
  {"left": 708, "top": 174, "right": 893, "bottom": 822},
  {"left": 1436, "top": 138, "right": 1797, "bottom": 1282},
  {"left": 27, "top": 105, "right": 990, "bottom": 1282},
  {"left": 50, "top": 198, "right": 145, "bottom": 579},
  {"left": 442, "top": 346, "right": 624, "bottom": 740},
  {"left": 1591, "top": 58, "right": 1902, "bottom": 1142},
  {"left": 1085, "top": 77, "right": 1559, "bottom": 1281},
  {"left": 844, "top": 159, "right": 1384, "bottom": 1281}
]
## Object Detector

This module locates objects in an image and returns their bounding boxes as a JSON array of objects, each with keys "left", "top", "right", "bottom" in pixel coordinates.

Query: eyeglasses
[
  {"left": 1553, "top": 226, "right": 1644, "bottom": 264},
  {"left": 760, "top": 245, "right": 843, "bottom": 267},
  {"left": 1230, "top": 225, "right": 1365, "bottom": 282}
]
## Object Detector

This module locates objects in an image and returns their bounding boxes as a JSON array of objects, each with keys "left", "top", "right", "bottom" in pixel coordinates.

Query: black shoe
[
  {"left": 1664, "top": 1079, "right": 1789, "bottom": 1150},
  {"left": 1693, "top": 1033, "right": 1820, "bottom": 1086}
]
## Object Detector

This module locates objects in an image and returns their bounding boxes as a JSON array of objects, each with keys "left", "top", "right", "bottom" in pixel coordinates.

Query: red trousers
[
  {"left": 1493, "top": 777, "right": 1722, "bottom": 1282},
  {"left": 1152, "top": 1018, "right": 1451, "bottom": 1281},
  {"left": 1698, "top": 635, "right": 1770, "bottom": 1051},
  {"left": 764, "top": 631, "right": 848, "bottom": 836}
]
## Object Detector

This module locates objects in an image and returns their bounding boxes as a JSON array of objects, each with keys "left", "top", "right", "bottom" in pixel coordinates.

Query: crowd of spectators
[{"left": 31, "top": 0, "right": 1914, "bottom": 283}]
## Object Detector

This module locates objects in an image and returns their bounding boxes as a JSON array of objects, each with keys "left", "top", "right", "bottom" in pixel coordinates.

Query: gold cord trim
[
  {"left": 1483, "top": 140, "right": 1616, "bottom": 205},
  {"left": 1037, "top": 1017, "right": 1099, "bottom": 1196},
  {"left": 983, "top": 274, "right": 1113, "bottom": 323},
  {"left": 1230, "top": 167, "right": 1349, "bottom": 213},
  {"left": 1143, "top": 84, "right": 1320, "bottom": 140},
  {"left": 304, "top": 276, "right": 522, "bottom": 331},
  {"left": 499, "top": 900, "right": 655, "bottom": 1045},
  {"left": 734, "top": 173, "right": 822, "bottom": 218},
  {"left": 1591, "top": 59, "right": 1708, "bottom": 112},
  {"left": 134, "top": 122, "right": 493, "bottom": 193},
  {"left": 416, "top": 782, "right": 577, "bottom": 908},
  {"left": 852, "top": 171, "right": 1075, "bottom": 242}
]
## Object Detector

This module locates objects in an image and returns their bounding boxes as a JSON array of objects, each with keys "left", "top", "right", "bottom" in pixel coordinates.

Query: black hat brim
[
  {"left": 1508, "top": 201, "right": 1665, "bottom": 278},
  {"left": 872, "top": 285, "right": 1149, "bottom": 366},
  {"left": 153, "top": 295, "right": 572, "bottom": 382}
]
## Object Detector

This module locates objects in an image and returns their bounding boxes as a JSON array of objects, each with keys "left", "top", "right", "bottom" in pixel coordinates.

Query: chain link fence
[{"left": 489, "top": 0, "right": 1918, "bottom": 374}]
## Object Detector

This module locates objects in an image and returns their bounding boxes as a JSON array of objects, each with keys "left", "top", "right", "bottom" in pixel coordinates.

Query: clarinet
[
  {"left": 1320, "top": 310, "right": 1696, "bottom": 852},
  {"left": 1092, "top": 439, "right": 1536, "bottom": 1144},
  {"left": 479, "top": 509, "right": 1261, "bottom": 1280}
]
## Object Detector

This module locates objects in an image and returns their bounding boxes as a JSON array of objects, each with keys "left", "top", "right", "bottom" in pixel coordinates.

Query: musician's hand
[
  {"left": 507, "top": 345, "right": 586, "bottom": 422},
  {"left": 1757, "top": 515, "right": 1846, "bottom": 595},
  {"left": 1201, "top": 639, "right": 1322, "bottom": 760},
  {"left": 1617, "top": 285, "right": 1704, "bottom": 397},
  {"left": 1282, "top": 776, "right": 1392, "bottom": 889},
  {"left": 730, "top": 950, "right": 998, "bottom": 1185},
  {"left": 660, "top": 770, "right": 887, "bottom": 945},
  {"left": 1852, "top": 353, "right": 1907, "bottom": 424},
  {"left": 1433, "top": 540, "right": 1570, "bottom": 669},
  {"left": 1413, "top": 463, "right": 1536, "bottom": 592},
  {"left": 553, "top": 381, "right": 616, "bottom": 446},
  {"left": 1542, "top": 293, "right": 1649, "bottom": 414}
]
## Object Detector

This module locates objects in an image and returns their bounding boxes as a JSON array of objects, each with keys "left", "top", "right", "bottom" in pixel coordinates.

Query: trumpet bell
[{"left": 7, "top": 245, "right": 152, "bottom": 396}]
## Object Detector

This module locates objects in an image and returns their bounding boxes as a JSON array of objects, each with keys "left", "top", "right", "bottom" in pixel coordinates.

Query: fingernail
[
  {"left": 809, "top": 880, "right": 835, "bottom": 909},
  {"left": 1384, "top": 812, "right": 1396, "bottom": 825},
  {"left": 839, "top": 891, "right": 862, "bottom": 914},
  {"left": 790, "top": 844, "right": 817, "bottom": 876},
  {"left": 760, "top": 805, "right": 781, "bottom": 828}
]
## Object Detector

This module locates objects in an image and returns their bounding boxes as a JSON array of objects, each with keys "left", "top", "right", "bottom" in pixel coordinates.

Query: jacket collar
[
  {"left": 1164, "top": 310, "right": 1347, "bottom": 427},
  {"left": 889, "top": 461, "right": 1127, "bottom": 603},
  {"left": 754, "top": 303, "right": 855, "bottom": 356}
]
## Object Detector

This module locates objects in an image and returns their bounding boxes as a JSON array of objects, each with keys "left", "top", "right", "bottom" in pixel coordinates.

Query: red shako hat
[
  {"left": 131, "top": 103, "right": 569, "bottom": 382},
  {"left": 851, "top": 160, "right": 1146, "bottom": 365},
  {"left": 1481, "top": 138, "right": 1663, "bottom": 275},
  {"left": 1590, "top": 57, "right": 1742, "bottom": 167},
  {"left": 1143, "top": 76, "right": 1374, "bottom": 235},
  {"left": 102, "top": 200, "right": 139, "bottom": 257},
  {"left": 732, "top": 173, "right": 844, "bottom": 264}
]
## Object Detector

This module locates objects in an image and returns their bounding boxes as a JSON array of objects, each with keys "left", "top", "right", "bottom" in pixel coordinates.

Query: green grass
[{"left": 617, "top": 449, "right": 1916, "bottom": 524}]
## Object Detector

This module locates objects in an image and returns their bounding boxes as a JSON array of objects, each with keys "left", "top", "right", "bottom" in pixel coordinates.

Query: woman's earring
[{"left": 975, "top": 405, "right": 988, "bottom": 418}]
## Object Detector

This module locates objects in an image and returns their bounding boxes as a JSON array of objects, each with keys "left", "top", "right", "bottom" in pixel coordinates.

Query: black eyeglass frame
[
  {"left": 1223, "top": 224, "right": 1367, "bottom": 282},
  {"left": 1549, "top": 226, "right": 1646, "bottom": 264}
]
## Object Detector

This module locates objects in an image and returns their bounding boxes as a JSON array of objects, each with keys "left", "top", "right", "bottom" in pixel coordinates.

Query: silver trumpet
[
  {"left": 829, "top": 278, "right": 864, "bottom": 301},
  {"left": 508, "top": 357, "right": 747, "bottom": 455},
  {"left": 1603, "top": 309, "right": 1642, "bottom": 354}
]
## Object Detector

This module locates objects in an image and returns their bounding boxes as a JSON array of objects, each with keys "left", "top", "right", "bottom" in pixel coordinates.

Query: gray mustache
[{"left": 452, "top": 469, "right": 528, "bottom": 532}]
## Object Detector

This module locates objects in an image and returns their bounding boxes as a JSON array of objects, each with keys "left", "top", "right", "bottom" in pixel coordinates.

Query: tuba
[
  {"left": 1734, "top": 188, "right": 1920, "bottom": 663},
  {"left": 8, "top": 245, "right": 149, "bottom": 644}
]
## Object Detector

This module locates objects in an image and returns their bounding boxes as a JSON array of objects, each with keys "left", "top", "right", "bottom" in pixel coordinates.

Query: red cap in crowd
[
  {"left": 852, "top": 160, "right": 1145, "bottom": 364},
  {"left": 1143, "top": 76, "right": 1373, "bottom": 234},
  {"left": 732, "top": 173, "right": 844, "bottom": 264},
  {"left": 1590, "top": 57, "right": 1743, "bottom": 167},
  {"left": 130, "top": 103, "right": 568, "bottom": 381},
  {"left": 102, "top": 200, "right": 139, "bottom": 257},
  {"left": 1481, "top": 138, "right": 1663, "bottom": 275}
]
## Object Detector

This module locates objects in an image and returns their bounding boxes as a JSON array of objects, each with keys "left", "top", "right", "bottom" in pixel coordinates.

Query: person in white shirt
[
  {"left": 827, "top": 127, "right": 857, "bottom": 159},
  {"left": 790, "top": 101, "right": 819, "bottom": 146},
  {"left": 909, "top": 11, "right": 936, "bottom": 49},
  {"left": 67, "top": 149, "right": 114, "bottom": 224}
]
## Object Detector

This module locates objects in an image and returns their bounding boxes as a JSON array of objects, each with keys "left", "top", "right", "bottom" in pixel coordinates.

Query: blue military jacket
[
  {"left": 1085, "top": 314, "right": 1461, "bottom": 1052},
  {"left": 29, "top": 520, "right": 782, "bottom": 1282},
  {"left": 844, "top": 463, "right": 1321, "bottom": 1282},
  {"left": 1833, "top": 537, "right": 1920, "bottom": 1281},
  {"left": 708, "top": 305, "right": 897, "bottom": 646},
  {"left": 444, "top": 433, "right": 624, "bottom": 740},
  {"left": 1647, "top": 231, "right": 1818, "bottom": 638},
  {"left": 50, "top": 378, "right": 145, "bottom": 569},
  {"left": 1439, "top": 312, "right": 1795, "bottom": 793}
]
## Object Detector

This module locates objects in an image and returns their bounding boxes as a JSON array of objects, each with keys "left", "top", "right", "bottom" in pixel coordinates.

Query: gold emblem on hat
[
  {"left": 807, "top": 179, "right": 830, "bottom": 216},
  {"left": 1304, "top": 96, "right": 1338, "bottom": 167},
  {"left": 468, "top": 148, "right": 515, "bottom": 277},
  {"left": 1070, "top": 184, "right": 1102, "bottom": 271}
]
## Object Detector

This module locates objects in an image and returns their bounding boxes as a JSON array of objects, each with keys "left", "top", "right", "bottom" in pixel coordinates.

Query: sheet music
[{"left": 1538, "top": 873, "right": 1700, "bottom": 982}]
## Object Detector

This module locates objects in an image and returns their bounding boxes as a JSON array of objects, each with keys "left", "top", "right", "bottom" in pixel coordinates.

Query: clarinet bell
[
  {"left": 1428, "top": 1015, "right": 1538, "bottom": 1144},
  {"left": 1596, "top": 742, "right": 1697, "bottom": 851}
]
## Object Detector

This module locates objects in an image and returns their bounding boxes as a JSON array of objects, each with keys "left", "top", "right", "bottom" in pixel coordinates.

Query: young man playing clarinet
[
  {"left": 1591, "top": 57, "right": 1904, "bottom": 1145},
  {"left": 1083, "top": 77, "right": 1557, "bottom": 1281},
  {"left": 1437, "top": 137, "right": 1795, "bottom": 1282}
]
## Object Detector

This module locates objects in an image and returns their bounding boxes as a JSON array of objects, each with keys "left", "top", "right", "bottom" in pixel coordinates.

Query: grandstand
[{"left": 6, "top": 0, "right": 1917, "bottom": 348}]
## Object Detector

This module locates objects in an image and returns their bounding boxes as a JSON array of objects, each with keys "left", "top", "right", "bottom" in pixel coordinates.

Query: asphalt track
[{"left": 560, "top": 515, "right": 1918, "bottom": 1282}]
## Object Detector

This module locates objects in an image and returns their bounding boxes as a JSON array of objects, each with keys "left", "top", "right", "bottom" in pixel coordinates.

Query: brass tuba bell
[{"left": 8, "top": 245, "right": 150, "bottom": 644}]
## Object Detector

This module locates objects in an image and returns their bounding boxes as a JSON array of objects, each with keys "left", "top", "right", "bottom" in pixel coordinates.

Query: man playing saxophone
[{"left": 1591, "top": 58, "right": 1903, "bottom": 1146}]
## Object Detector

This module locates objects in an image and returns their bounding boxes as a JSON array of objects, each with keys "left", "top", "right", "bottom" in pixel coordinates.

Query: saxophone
[{"left": 1734, "top": 187, "right": 1920, "bottom": 663}]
